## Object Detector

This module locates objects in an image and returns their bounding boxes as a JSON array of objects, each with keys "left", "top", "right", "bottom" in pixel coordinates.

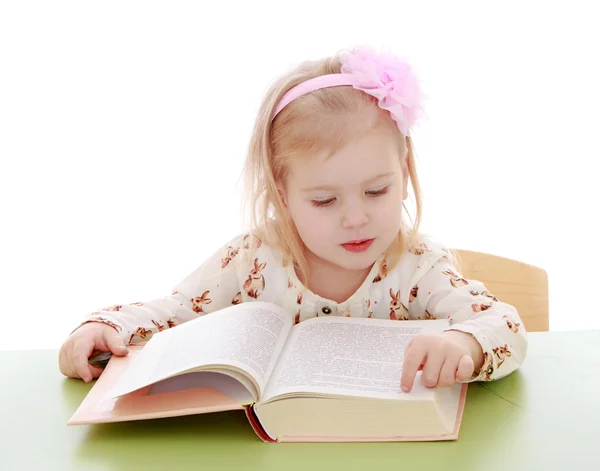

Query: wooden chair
[{"left": 453, "top": 249, "right": 549, "bottom": 332}]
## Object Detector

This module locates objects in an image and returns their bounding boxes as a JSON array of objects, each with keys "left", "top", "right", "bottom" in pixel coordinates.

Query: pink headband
[{"left": 272, "top": 47, "right": 424, "bottom": 136}]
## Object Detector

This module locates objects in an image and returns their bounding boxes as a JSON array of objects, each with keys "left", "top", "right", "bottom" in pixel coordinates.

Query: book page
[
  {"left": 147, "top": 371, "right": 255, "bottom": 404},
  {"left": 107, "top": 301, "right": 293, "bottom": 399},
  {"left": 262, "top": 317, "right": 450, "bottom": 402}
]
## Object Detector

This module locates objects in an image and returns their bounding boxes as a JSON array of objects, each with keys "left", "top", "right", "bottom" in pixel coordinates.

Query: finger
[
  {"left": 401, "top": 346, "right": 427, "bottom": 392},
  {"left": 65, "top": 343, "right": 81, "bottom": 379},
  {"left": 72, "top": 339, "right": 95, "bottom": 383},
  {"left": 438, "top": 355, "right": 462, "bottom": 387},
  {"left": 456, "top": 355, "right": 475, "bottom": 382},
  {"left": 421, "top": 350, "right": 445, "bottom": 388},
  {"left": 404, "top": 339, "right": 424, "bottom": 371},
  {"left": 59, "top": 346, "right": 74, "bottom": 378},
  {"left": 89, "top": 364, "right": 106, "bottom": 379},
  {"left": 103, "top": 328, "right": 129, "bottom": 356}
]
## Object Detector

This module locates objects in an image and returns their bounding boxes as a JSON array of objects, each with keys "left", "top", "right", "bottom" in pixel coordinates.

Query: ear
[{"left": 276, "top": 183, "right": 288, "bottom": 209}]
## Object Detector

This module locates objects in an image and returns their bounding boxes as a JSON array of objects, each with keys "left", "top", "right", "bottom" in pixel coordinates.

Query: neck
[{"left": 299, "top": 251, "right": 374, "bottom": 303}]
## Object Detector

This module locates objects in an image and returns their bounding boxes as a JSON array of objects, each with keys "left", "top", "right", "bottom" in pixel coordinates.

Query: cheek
[
  {"left": 288, "top": 201, "right": 336, "bottom": 237},
  {"left": 375, "top": 193, "right": 403, "bottom": 226}
]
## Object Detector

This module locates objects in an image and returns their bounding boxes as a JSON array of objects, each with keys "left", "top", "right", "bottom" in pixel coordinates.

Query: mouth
[{"left": 340, "top": 238, "right": 375, "bottom": 253}]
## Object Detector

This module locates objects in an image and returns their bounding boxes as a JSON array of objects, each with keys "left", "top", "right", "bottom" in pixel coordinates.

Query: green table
[{"left": 1, "top": 331, "right": 598, "bottom": 471}]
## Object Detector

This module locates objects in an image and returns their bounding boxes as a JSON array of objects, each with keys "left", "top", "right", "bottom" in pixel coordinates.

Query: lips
[{"left": 340, "top": 238, "right": 375, "bottom": 253}]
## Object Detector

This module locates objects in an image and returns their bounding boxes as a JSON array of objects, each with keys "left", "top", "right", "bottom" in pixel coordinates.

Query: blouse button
[{"left": 321, "top": 306, "right": 332, "bottom": 314}]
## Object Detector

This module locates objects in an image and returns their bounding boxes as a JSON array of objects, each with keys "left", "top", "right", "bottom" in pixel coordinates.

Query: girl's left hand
[{"left": 400, "top": 331, "right": 483, "bottom": 392}]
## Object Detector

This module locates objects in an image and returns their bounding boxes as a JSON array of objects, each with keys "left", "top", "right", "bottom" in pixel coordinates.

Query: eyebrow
[{"left": 300, "top": 172, "right": 398, "bottom": 193}]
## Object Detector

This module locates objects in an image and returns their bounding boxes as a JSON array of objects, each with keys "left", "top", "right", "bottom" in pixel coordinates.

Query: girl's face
[{"left": 279, "top": 125, "right": 408, "bottom": 273}]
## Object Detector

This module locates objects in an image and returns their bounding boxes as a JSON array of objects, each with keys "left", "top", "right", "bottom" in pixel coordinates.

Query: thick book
[{"left": 67, "top": 301, "right": 468, "bottom": 442}]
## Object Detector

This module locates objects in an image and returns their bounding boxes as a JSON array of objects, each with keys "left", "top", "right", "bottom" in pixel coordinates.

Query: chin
[
  {"left": 336, "top": 249, "right": 380, "bottom": 271},
  {"left": 308, "top": 249, "right": 372, "bottom": 272},
  {"left": 342, "top": 259, "right": 378, "bottom": 271}
]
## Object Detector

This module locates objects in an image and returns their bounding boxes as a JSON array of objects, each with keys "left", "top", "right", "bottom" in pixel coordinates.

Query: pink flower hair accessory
[{"left": 273, "top": 46, "right": 425, "bottom": 136}]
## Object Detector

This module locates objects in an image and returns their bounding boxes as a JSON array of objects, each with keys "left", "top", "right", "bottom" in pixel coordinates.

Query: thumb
[{"left": 103, "top": 328, "right": 129, "bottom": 356}]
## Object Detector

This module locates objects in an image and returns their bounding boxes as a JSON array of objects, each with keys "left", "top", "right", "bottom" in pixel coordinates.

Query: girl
[{"left": 59, "top": 46, "right": 527, "bottom": 393}]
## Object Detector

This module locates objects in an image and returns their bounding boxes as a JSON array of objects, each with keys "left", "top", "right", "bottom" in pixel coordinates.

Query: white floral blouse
[{"left": 76, "top": 232, "right": 527, "bottom": 382}]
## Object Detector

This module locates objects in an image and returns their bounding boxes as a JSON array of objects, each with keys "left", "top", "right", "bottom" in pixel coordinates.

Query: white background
[{"left": 1, "top": 1, "right": 599, "bottom": 351}]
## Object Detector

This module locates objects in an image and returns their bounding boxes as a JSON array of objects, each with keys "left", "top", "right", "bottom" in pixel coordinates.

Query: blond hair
[{"left": 241, "top": 48, "right": 430, "bottom": 284}]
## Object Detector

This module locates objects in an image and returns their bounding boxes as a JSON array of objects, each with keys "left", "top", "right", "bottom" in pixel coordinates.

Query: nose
[{"left": 341, "top": 201, "right": 369, "bottom": 229}]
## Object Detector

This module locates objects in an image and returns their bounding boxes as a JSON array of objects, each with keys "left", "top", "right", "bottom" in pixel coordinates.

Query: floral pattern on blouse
[{"left": 75, "top": 232, "right": 527, "bottom": 382}]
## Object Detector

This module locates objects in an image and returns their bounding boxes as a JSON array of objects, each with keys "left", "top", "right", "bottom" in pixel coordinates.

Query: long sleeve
[
  {"left": 408, "top": 248, "right": 528, "bottom": 382},
  {"left": 73, "top": 234, "right": 248, "bottom": 346}
]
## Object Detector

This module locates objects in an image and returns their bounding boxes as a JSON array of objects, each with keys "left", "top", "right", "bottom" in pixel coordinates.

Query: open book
[{"left": 68, "top": 301, "right": 468, "bottom": 442}]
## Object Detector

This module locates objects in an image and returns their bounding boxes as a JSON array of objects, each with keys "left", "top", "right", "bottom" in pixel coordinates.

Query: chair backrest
[{"left": 453, "top": 249, "right": 549, "bottom": 332}]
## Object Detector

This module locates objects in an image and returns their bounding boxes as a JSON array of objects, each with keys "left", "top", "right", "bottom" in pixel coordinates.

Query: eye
[
  {"left": 311, "top": 198, "right": 336, "bottom": 208},
  {"left": 366, "top": 186, "right": 390, "bottom": 197}
]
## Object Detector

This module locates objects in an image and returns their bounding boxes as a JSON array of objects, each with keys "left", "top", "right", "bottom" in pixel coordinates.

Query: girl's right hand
[{"left": 58, "top": 322, "right": 129, "bottom": 383}]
